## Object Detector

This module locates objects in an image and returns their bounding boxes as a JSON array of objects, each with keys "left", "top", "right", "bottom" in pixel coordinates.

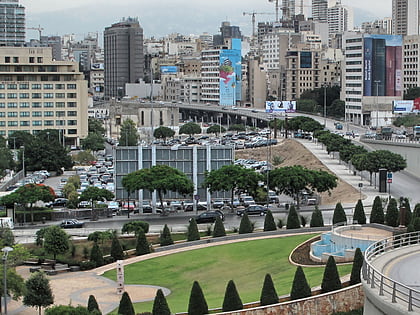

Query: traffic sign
[
  {"left": 387, "top": 179, "right": 392, "bottom": 183},
  {"left": 194, "top": 194, "right": 200, "bottom": 201},
  {"left": 387, "top": 172, "right": 393, "bottom": 179}
]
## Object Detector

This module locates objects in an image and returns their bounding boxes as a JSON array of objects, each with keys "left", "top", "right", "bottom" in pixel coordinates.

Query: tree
[
  {"left": 0, "top": 140, "right": 13, "bottom": 176},
  {"left": 260, "top": 273, "right": 278, "bottom": 306},
  {"left": 118, "top": 119, "right": 139, "bottom": 146},
  {"left": 286, "top": 205, "right": 301, "bottom": 229},
  {"left": 43, "top": 225, "right": 70, "bottom": 260},
  {"left": 222, "top": 280, "right": 243, "bottom": 312},
  {"left": 179, "top": 122, "right": 201, "bottom": 137},
  {"left": 332, "top": 202, "right": 347, "bottom": 225},
  {"left": 6, "top": 130, "right": 34, "bottom": 149},
  {"left": 310, "top": 206, "right": 324, "bottom": 227},
  {"left": 136, "top": 227, "right": 151, "bottom": 256},
  {"left": 72, "top": 150, "right": 96, "bottom": 165},
  {"left": 212, "top": 216, "right": 226, "bottom": 237},
  {"left": 404, "top": 86, "right": 420, "bottom": 100},
  {"left": 88, "top": 117, "right": 106, "bottom": 135},
  {"left": 79, "top": 186, "right": 114, "bottom": 220},
  {"left": 152, "top": 289, "right": 171, "bottom": 315},
  {"left": 90, "top": 242, "right": 104, "bottom": 267},
  {"left": 321, "top": 256, "right": 342, "bottom": 293},
  {"left": 350, "top": 248, "right": 364, "bottom": 285},
  {"left": 290, "top": 266, "right": 311, "bottom": 300},
  {"left": 23, "top": 271, "right": 54, "bottom": 315},
  {"left": 353, "top": 200, "right": 366, "bottom": 224},
  {"left": 87, "top": 294, "right": 101, "bottom": 314},
  {"left": 122, "top": 221, "right": 150, "bottom": 235},
  {"left": 81, "top": 132, "right": 105, "bottom": 152},
  {"left": 160, "top": 224, "right": 174, "bottom": 246},
  {"left": 263, "top": 210, "right": 277, "bottom": 231},
  {"left": 0, "top": 226, "right": 14, "bottom": 246},
  {"left": 0, "top": 266, "right": 25, "bottom": 312},
  {"left": 206, "top": 124, "right": 226, "bottom": 135},
  {"left": 187, "top": 218, "right": 200, "bottom": 241},
  {"left": 385, "top": 198, "right": 399, "bottom": 227},
  {"left": 400, "top": 197, "right": 412, "bottom": 227},
  {"left": 239, "top": 213, "right": 253, "bottom": 234},
  {"left": 228, "top": 124, "right": 246, "bottom": 132},
  {"left": 118, "top": 291, "right": 135, "bottom": 315},
  {"left": 46, "top": 305, "right": 100, "bottom": 315},
  {"left": 329, "top": 99, "right": 345, "bottom": 118},
  {"left": 110, "top": 234, "right": 124, "bottom": 261},
  {"left": 370, "top": 196, "right": 385, "bottom": 224},
  {"left": 188, "top": 281, "right": 208, "bottom": 315},
  {"left": 154, "top": 126, "right": 175, "bottom": 144}
]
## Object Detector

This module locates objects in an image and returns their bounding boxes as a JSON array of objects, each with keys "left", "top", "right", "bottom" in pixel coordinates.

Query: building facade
[
  {"left": 392, "top": 0, "right": 420, "bottom": 36},
  {"left": 0, "top": 0, "right": 24, "bottom": 47},
  {"left": 104, "top": 17, "right": 144, "bottom": 98},
  {"left": 402, "top": 35, "right": 420, "bottom": 91},
  {"left": 312, "top": 0, "right": 328, "bottom": 22},
  {"left": 0, "top": 47, "right": 88, "bottom": 145},
  {"left": 327, "top": 2, "right": 353, "bottom": 37}
]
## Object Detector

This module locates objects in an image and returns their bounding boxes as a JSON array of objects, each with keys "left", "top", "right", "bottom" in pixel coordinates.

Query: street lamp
[
  {"left": 21, "top": 145, "right": 25, "bottom": 177},
  {"left": 2, "top": 246, "right": 13, "bottom": 315},
  {"left": 323, "top": 84, "right": 327, "bottom": 127},
  {"left": 374, "top": 80, "right": 381, "bottom": 129}
]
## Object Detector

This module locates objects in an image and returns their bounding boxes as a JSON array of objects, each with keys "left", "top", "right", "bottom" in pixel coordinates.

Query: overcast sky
[{"left": 20, "top": 0, "right": 392, "bottom": 40}]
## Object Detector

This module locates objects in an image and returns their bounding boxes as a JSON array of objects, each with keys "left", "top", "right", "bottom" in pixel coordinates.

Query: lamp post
[
  {"left": 374, "top": 80, "right": 380, "bottom": 128},
  {"left": 2, "top": 246, "right": 13, "bottom": 315},
  {"left": 21, "top": 145, "right": 25, "bottom": 177},
  {"left": 323, "top": 84, "right": 327, "bottom": 127}
]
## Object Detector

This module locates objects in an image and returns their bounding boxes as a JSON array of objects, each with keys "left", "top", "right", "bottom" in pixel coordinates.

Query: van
[{"left": 0, "top": 217, "right": 14, "bottom": 229}]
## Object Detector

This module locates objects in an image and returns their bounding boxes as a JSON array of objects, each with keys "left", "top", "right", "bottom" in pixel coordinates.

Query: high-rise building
[
  {"left": 213, "top": 21, "right": 241, "bottom": 47},
  {"left": 0, "top": 0, "right": 25, "bottom": 47},
  {"left": 392, "top": 0, "right": 419, "bottom": 36},
  {"left": 104, "top": 17, "right": 144, "bottom": 98},
  {"left": 327, "top": 2, "right": 353, "bottom": 36},
  {"left": 312, "top": 0, "right": 328, "bottom": 22}
]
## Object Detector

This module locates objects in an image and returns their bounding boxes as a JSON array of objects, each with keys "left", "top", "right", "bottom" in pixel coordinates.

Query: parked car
[
  {"left": 108, "top": 201, "right": 120, "bottom": 214},
  {"left": 191, "top": 210, "right": 224, "bottom": 224},
  {"left": 78, "top": 200, "right": 90, "bottom": 208},
  {"left": 60, "top": 219, "right": 84, "bottom": 228},
  {"left": 241, "top": 196, "right": 256, "bottom": 207},
  {"left": 141, "top": 200, "right": 153, "bottom": 213},
  {"left": 236, "top": 205, "right": 268, "bottom": 216},
  {"left": 185, "top": 203, "right": 207, "bottom": 212},
  {"left": 212, "top": 199, "right": 225, "bottom": 209},
  {"left": 46, "top": 198, "right": 68, "bottom": 208}
]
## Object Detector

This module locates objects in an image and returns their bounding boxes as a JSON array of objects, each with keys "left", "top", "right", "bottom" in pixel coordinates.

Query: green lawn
[{"left": 104, "top": 234, "right": 352, "bottom": 314}]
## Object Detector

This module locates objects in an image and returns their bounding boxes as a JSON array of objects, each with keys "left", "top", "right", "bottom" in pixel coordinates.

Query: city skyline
[{"left": 21, "top": 0, "right": 392, "bottom": 40}]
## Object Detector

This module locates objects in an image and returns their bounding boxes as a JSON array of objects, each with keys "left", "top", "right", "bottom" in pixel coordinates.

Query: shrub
[
  {"left": 321, "top": 256, "right": 342, "bottom": 293},
  {"left": 290, "top": 266, "right": 311, "bottom": 300},
  {"left": 370, "top": 196, "right": 384, "bottom": 224},
  {"left": 263, "top": 210, "right": 277, "bottom": 231},
  {"left": 385, "top": 198, "right": 399, "bottom": 227},
  {"left": 79, "top": 261, "right": 96, "bottom": 271},
  {"left": 187, "top": 218, "right": 200, "bottom": 241},
  {"left": 89, "top": 242, "right": 104, "bottom": 267},
  {"left": 353, "top": 200, "right": 366, "bottom": 224},
  {"left": 160, "top": 224, "right": 174, "bottom": 246},
  {"left": 46, "top": 305, "right": 100, "bottom": 315},
  {"left": 300, "top": 215, "right": 307, "bottom": 227},
  {"left": 110, "top": 235, "right": 124, "bottom": 261},
  {"left": 152, "top": 289, "right": 171, "bottom": 315},
  {"left": 350, "top": 248, "right": 363, "bottom": 285},
  {"left": 239, "top": 213, "right": 253, "bottom": 234},
  {"left": 136, "top": 227, "right": 151, "bottom": 256},
  {"left": 413, "top": 217, "right": 420, "bottom": 231},
  {"left": 118, "top": 292, "right": 135, "bottom": 315},
  {"left": 87, "top": 294, "right": 101, "bottom": 314},
  {"left": 286, "top": 205, "right": 300, "bottom": 229},
  {"left": 277, "top": 218, "right": 284, "bottom": 229},
  {"left": 122, "top": 221, "right": 150, "bottom": 235},
  {"left": 260, "top": 273, "right": 278, "bottom": 306},
  {"left": 310, "top": 206, "right": 324, "bottom": 227},
  {"left": 222, "top": 280, "right": 243, "bottom": 312},
  {"left": 400, "top": 197, "right": 412, "bottom": 226},
  {"left": 212, "top": 216, "right": 226, "bottom": 238},
  {"left": 188, "top": 281, "right": 208, "bottom": 315},
  {"left": 332, "top": 202, "right": 347, "bottom": 225}
]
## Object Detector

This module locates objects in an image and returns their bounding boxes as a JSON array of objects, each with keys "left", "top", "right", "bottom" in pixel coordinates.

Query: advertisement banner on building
[
  {"left": 413, "top": 98, "right": 420, "bottom": 113},
  {"left": 265, "top": 101, "right": 296, "bottom": 113},
  {"left": 160, "top": 66, "right": 178, "bottom": 74},
  {"left": 393, "top": 100, "right": 413, "bottom": 113},
  {"left": 219, "top": 49, "right": 241, "bottom": 106}
]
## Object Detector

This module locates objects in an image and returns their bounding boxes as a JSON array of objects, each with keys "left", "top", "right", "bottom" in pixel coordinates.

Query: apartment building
[
  {"left": 0, "top": 47, "right": 88, "bottom": 145},
  {"left": 392, "top": 0, "right": 420, "bottom": 36},
  {"left": 402, "top": 35, "right": 420, "bottom": 91},
  {"left": 0, "top": 0, "right": 25, "bottom": 47}
]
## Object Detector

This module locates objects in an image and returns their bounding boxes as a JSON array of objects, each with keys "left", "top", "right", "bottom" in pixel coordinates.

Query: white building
[
  {"left": 392, "top": 0, "right": 420, "bottom": 36},
  {"left": 327, "top": 2, "right": 353, "bottom": 37},
  {"left": 201, "top": 49, "right": 220, "bottom": 104}
]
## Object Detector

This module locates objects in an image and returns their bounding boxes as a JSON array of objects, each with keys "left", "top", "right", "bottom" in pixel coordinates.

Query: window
[
  {"left": 20, "top": 121, "right": 30, "bottom": 126},
  {"left": 67, "top": 84, "right": 76, "bottom": 89},
  {"left": 56, "top": 120, "right": 65, "bottom": 126},
  {"left": 0, "top": 112, "right": 4, "bottom": 117},
  {"left": 4, "top": 57, "right": 10, "bottom": 63},
  {"left": 0, "top": 84, "right": 4, "bottom": 89},
  {"left": 44, "top": 102, "right": 54, "bottom": 108},
  {"left": 37, "top": 57, "right": 43, "bottom": 63},
  {"left": 20, "top": 102, "right": 29, "bottom": 108},
  {"left": 19, "top": 93, "right": 29, "bottom": 99},
  {"left": 56, "top": 102, "right": 65, "bottom": 108},
  {"left": 67, "top": 120, "right": 77, "bottom": 126},
  {"left": 13, "top": 57, "right": 19, "bottom": 63},
  {"left": 32, "top": 84, "right": 41, "bottom": 89},
  {"left": 32, "top": 111, "right": 42, "bottom": 117},
  {"left": 0, "top": 103, "right": 5, "bottom": 108},
  {"left": 56, "top": 111, "right": 65, "bottom": 117},
  {"left": 55, "top": 84, "right": 65, "bottom": 89},
  {"left": 7, "top": 93, "right": 17, "bottom": 99},
  {"left": 44, "top": 120, "right": 54, "bottom": 126},
  {"left": 44, "top": 93, "right": 54, "bottom": 99},
  {"left": 67, "top": 111, "right": 77, "bottom": 116},
  {"left": 8, "top": 121, "right": 18, "bottom": 127},
  {"left": 55, "top": 93, "right": 65, "bottom": 98},
  {"left": 7, "top": 103, "right": 17, "bottom": 108},
  {"left": 0, "top": 122, "right": 5, "bottom": 127},
  {"left": 68, "top": 129, "right": 77, "bottom": 135},
  {"left": 7, "top": 84, "right": 17, "bottom": 89},
  {"left": 67, "top": 93, "right": 77, "bottom": 98},
  {"left": 32, "top": 93, "right": 42, "bottom": 99},
  {"left": 0, "top": 94, "right": 4, "bottom": 99},
  {"left": 32, "top": 121, "right": 42, "bottom": 126},
  {"left": 43, "top": 84, "right": 53, "bottom": 89},
  {"left": 7, "top": 112, "right": 17, "bottom": 117},
  {"left": 19, "top": 83, "right": 29, "bottom": 89},
  {"left": 20, "top": 112, "right": 30, "bottom": 117},
  {"left": 32, "top": 102, "right": 41, "bottom": 108},
  {"left": 67, "top": 102, "right": 77, "bottom": 107},
  {"left": 44, "top": 111, "right": 54, "bottom": 117}
]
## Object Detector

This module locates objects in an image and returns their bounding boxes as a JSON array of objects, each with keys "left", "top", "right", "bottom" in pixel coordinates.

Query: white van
[{"left": 0, "top": 217, "right": 14, "bottom": 229}]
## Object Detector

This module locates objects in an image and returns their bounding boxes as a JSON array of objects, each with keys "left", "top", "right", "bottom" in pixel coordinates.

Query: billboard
[
  {"left": 160, "top": 66, "right": 178, "bottom": 74},
  {"left": 265, "top": 101, "right": 296, "bottom": 113},
  {"left": 91, "top": 63, "right": 104, "bottom": 70},
  {"left": 393, "top": 100, "right": 413, "bottom": 113},
  {"left": 219, "top": 49, "right": 241, "bottom": 106}
]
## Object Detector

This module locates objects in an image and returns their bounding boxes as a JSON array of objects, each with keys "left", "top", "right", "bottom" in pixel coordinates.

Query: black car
[
  {"left": 60, "top": 219, "right": 84, "bottom": 228},
  {"left": 236, "top": 205, "right": 268, "bottom": 216},
  {"left": 47, "top": 198, "right": 68, "bottom": 208},
  {"left": 191, "top": 210, "right": 224, "bottom": 224}
]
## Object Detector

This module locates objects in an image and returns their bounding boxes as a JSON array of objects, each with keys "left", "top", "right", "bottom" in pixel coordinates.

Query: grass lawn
[{"left": 104, "top": 234, "right": 353, "bottom": 314}]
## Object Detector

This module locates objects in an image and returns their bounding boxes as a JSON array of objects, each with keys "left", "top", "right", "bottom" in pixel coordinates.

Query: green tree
[
  {"left": 412, "top": 217, "right": 420, "bottom": 231},
  {"left": 7, "top": 130, "right": 34, "bottom": 149},
  {"left": 72, "top": 150, "right": 96, "bottom": 165},
  {"left": 329, "top": 99, "right": 345, "bottom": 118},
  {"left": 135, "top": 227, "right": 151, "bottom": 256},
  {"left": 88, "top": 117, "right": 106, "bottom": 135},
  {"left": 87, "top": 294, "right": 101, "bottom": 314},
  {"left": 310, "top": 206, "right": 324, "bottom": 227},
  {"left": 79, "top": 186, "right": 114, "bottom": 220},
  {"left": 400, "top": 197, "right": 412, "bottom": 226},
  {"left": 187, "top": 218, "right": 200, "bottom": 241},
  {"left": 118, "top": 291, "right": 135, "bottom": 315},
  {"left": 206, "top": 124, "right": 226, "bottom": 135},
  {"left": 43, "top": 225, "right": 70, "bottom": 260},
  {"left": 0, "top": 140, "right": 14, "bottom": 176},
  {"left": 370, "top": 196, "right": 385, "bottom": 224},
  {"left": 179, "top": 122, "right": 202, "bottom": 137},
  {"left": 46, "top": 305, "right": 100, "bottom": 315},
  {"left": 0, "top": 226, "right": 14, "bottom": 246},
  {"left": 23, "top": 271, "right": 54, "bottom": 315},
  {"left": 152, "top": 289, "right": 171, "bottom": 315},
  {"left": 385, "top": 198, "right": 399, "bottom": 227},
  {"left": 110, "top": 234, "right": 124, "bottom": 261},
  {"left": 404, "top": 86, "right": 420, "bottom": 100},
  {"left": 118, "top": 119, "right": 139, "bottom": 146},
  {"left": 81, "top": 132, "right": 105, "bottom": 152},
  {"left": 350, "top": 248, "right": 364, "bottom": 285},
  {"left": 153, "top": 126, "right": 175, "bottom": 144},
  {"left": 286, "top": 205, "right": 301, "bottom": 229},
  {"left": 222, "top": 280, "right": 243, "bottom": 312},
  {"left": 290, "top": 266, "right": 311, "bottom": 300},
  {"left": 321, "top": 256, "right": 342, "bottom": 293},
  {"left": 160, "top": 224, "right": 174, "bottom": 246},
  {"left": 188, "top": 281, "right": 208, "bottom": 315},
  {"left": 228, "top": 124, "right": 246, "bottom": 132},
  {"left": 239, "top": 213, "right": 253, "bottom": 234},
  {"left": 263, "top": 210, "right": 277, "bottom": 231},
  {"left": 332, "top": 202, "right": 347, "bottom": 225},
  {"left": 122, "top": 221, "right": 150, "bottom": 235},
  {"left": 212, "top": 216, "right": 226, "bottom": 238},
  {"left": 353, "top": 200, "right": 366, "bottom": 224},
  {"left": 0, "top": 266, "right": 25, "bottom": 312},
  {"left": 89, "top": 242, "right": 104, "bottom": 267},
  {"left": 88, "top": 230, "right": 114, "bottom": 244},
  {"left": 260, "top": 273, "right": 278, "bottom": 306}
]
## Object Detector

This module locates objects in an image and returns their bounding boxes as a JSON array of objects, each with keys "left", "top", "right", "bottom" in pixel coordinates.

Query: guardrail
[{"left": 363, "top": 231, "right": 420, "bottom": 312}]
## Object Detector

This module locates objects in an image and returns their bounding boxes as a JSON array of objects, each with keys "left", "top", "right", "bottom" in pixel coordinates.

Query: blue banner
[{"left": 219, "top": 49, "right": 241, "bottom": 106}]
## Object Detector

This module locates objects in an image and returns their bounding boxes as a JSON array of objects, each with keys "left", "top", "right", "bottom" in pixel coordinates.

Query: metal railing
[{"left": 363, "top": 231, "right": 420, "bottom": 312}]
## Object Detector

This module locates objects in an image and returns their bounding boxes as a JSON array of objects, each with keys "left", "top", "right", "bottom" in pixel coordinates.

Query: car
[
  {"left": 185, "top": 203, "right": 207, "bottom": 211},
  {"left": 212, "top": 199, "right": 225, "bottom": 209},
  {"left": 191, "top": 210, "right": 224, "bottom": 224},
  {"left": 60, "top": 219, "right": 84, "bottom": 228},
  {"left": 78, "top": 200, "right": 90, "bottom": 208},
  {"left": 236, "top": 205, "right": 268, "bottom": 216},
  {"left": 108, "top": 201, "right": 120, "bottom": 214},
  {"left": 241, "top": 196, "right": 256, "bottom": 207},
  {"left": 46, "top": 198, "right": 68, "bottom": 208},
  {"left": 141, "top": 200, "right": 153, "bottom": 213}
]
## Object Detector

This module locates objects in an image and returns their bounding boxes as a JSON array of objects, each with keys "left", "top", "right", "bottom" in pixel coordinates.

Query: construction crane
[
  {"left": 27, "top": 25, "right": 44, "bottom": 41},
  {"left": 243, "top": 12, "right": 275, "bottom": 39},
  {"left": 268, "top": 0, "right": 280, "bottom": 23}
]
